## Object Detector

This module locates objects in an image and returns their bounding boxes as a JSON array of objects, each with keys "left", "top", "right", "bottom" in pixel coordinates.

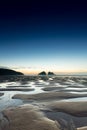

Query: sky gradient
[{"left": 0, "top": 1, "right": 87, "bottom": 75}]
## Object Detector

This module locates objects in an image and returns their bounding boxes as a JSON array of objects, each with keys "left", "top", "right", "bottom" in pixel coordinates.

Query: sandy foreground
[
  {"left": 0, "top": 105, "right": 87, "bottom": 130},
  {"left": 0, "top": 75, "right": 87, "bottom": 130},
  {"left": 0, "top": 91, "right": 87, "bottom": 130},
  {"left": 0, "top": 103, "right": 87, "bottom": 130},
  {"left": 0, "top": 104, "right": 60, "bottom": 130}
]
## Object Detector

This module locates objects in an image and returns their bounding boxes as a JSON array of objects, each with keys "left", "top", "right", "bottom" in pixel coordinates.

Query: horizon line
[{"left": 0, "top": 66, "right": 87, "bottom": 75}]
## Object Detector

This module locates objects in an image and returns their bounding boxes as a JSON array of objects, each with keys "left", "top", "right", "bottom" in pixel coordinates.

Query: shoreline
[{"left": 0, "top": 75, "right": 87, "bottom": 129}]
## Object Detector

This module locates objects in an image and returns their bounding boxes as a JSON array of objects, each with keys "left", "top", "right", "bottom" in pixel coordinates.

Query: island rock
[
  {"left": 48, "top": 72, "right": 55, "bottom": 75},
  {"left": 38, "top": 71, "right": 47, "bottom": 76}
]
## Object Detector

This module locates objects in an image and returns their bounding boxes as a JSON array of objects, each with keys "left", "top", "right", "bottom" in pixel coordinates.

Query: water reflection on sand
[{"left": 0, "top": 75, "right": 87, "bottom": 128}]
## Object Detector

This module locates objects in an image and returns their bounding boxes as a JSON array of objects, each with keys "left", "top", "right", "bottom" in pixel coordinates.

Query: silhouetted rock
[
  {"left": 48, "top": 72, "right": 55, "bottom": 75},
  {"left": 0, "top": 68, "right": 24, "bottom": 75},
  {"left": 38, "top": 71, "right": 46, "bottom": 76}
]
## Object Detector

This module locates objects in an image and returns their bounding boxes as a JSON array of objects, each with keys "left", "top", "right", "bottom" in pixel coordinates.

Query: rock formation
[
  {"left": 48, "top": 71, "right": 55, "bottom": 75},
  {"left": 38, "top": 71, "right": 55, "bottom": 76},
  {"left": 0, "top": 68, "right": 24, "bottom": 75},
  {"left": 38, "top": 71, "right": 47, "bottom": 76}
]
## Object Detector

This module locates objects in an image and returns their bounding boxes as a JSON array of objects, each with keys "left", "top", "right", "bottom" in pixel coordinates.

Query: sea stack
[
  {"left": 38, "top": 71, "right": 47, "bottom": 76},
  {"left": 48, "top": 72, "right": 55, "bottom": 76}
]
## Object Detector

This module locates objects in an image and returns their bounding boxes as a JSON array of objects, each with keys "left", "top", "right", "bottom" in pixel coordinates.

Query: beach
[{"left": 0, "top": 75, "right": 87, "bottom": 130}]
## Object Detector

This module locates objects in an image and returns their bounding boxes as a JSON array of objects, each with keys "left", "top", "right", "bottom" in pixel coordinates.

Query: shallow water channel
[{"left": 0, "top": 75, "right": 87, "bottom": 128}]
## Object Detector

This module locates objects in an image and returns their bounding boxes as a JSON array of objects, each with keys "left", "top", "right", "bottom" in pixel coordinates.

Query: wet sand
[
  {"left": 0, "top": 88, "right": 34, "bottom": 91},
  {"left": 13, "top": 91, "right": 87, "bottom": 101},
  {"left": 44, "top": 110, "right": 87, "bottom": 128},
  {"left": 12, "top": 91, "right": 87, "bottom": 129},
  {"left": 1, "top": 105, "right": 60, "bottom": 130},
  {"left": 47, "top": 101, "right": 87, "bottom": 117},
  {"left": 6, "top": 85, "right": 31, "bottom": 88},
  {"left": 0, "top": 104, "right": 87, "bottom": 130},
  {"left": 0, "top": 75, "right": 87, "bottom": 130},
  {"left": 77, "top": 126, "right": 87, "bottom": 130},
  {"left": 0, "top": 93, "right": 4, "bottom": 96}
]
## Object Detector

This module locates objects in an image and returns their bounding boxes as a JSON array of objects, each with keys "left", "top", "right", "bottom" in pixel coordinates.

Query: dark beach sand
[
  {"left": 47, "top": 101, "right": 87, "bottom": 117},
  {"left": 0, "top": 103, "right": 87, "bottom": 130},
  {"left": 1, "top": 105, "right": 60, "bottom": 130},
  {"left": 0, "top": 76, "right": 87, "bottom": 130},
  {"left": 0, "top": 88, "right": 34, "bottom": 91},
  {"left": 13, "top": 91, "right": 87, "bottom": 101},
  {"left": 44, "top": 110, "right": 87, "bottom": 128},
  {"left": 6, "top": 85, "right": 31, "bottom": 88},
  {"left": 42, "top": 86, "right": 87, "bottom": 93},
  {"left": 0, "top": 93, "right": 4, "bottom": 96},
  {"left": 77, "top": 127, "right": 87, "bottom": 130},
  {"left": 12, "top": 91, "right": 87, "bottom": 129}
]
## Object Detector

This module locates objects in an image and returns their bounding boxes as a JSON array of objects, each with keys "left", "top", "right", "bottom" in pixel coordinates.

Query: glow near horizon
[
  {"left": 1, "top": 56, "right": 87, "bottom": 74},
  {"left": 15, "top": 68, "right": 87, "bottom": 75},
  {"left": 0, "top": 2, "right": 87, "bottom": 75},
  {"left": 0, "top": 38, "right": 87, "bottom": 74}
]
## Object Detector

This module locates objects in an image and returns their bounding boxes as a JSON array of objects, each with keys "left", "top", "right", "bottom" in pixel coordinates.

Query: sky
[{"left": 0, "top": 1, "right": 87, "bottom": 75}]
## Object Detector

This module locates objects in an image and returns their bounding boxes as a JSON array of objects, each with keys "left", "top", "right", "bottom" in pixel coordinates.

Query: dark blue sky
[{"left": 0, "top": 1, "right": 87, "bottom": 74}]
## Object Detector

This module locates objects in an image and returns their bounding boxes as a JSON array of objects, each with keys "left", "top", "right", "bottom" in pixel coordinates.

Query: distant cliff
[{"left": 0, "top": 68, "right": 24, "bottom": 75}]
